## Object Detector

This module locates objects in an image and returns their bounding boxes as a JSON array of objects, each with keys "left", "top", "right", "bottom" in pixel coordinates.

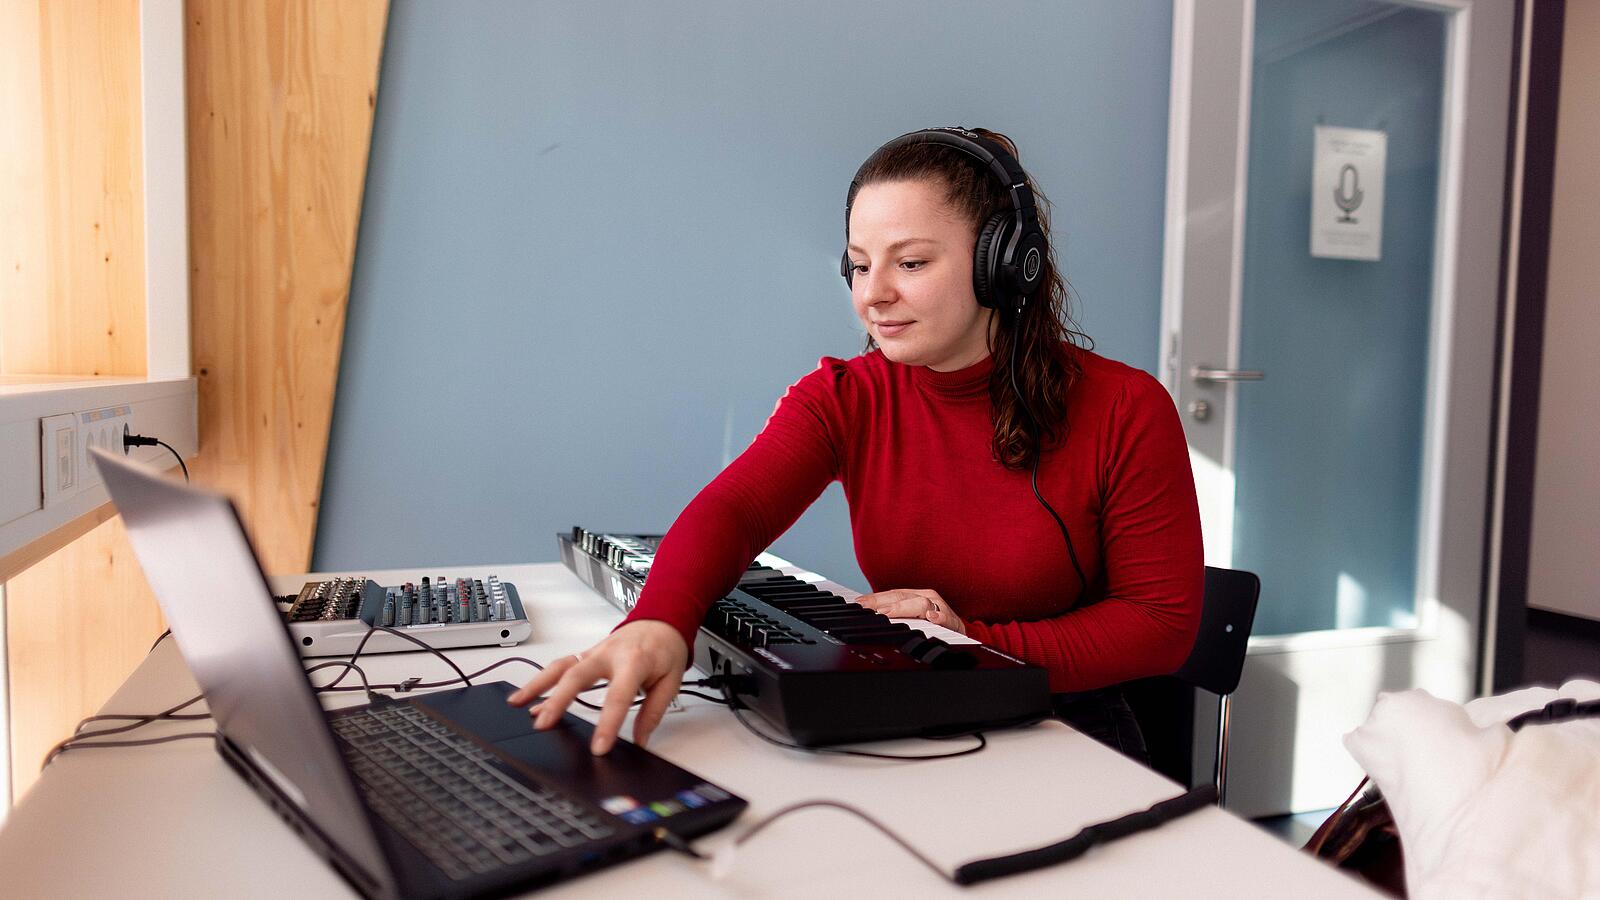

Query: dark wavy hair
[{"left": 847, "top": 128, "right": 1091, "bottom": 469}]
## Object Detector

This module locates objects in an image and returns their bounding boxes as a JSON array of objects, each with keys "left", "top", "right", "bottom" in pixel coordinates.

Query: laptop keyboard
[{"left": 331, "top": 704, "right": 616, "bottom": 881}]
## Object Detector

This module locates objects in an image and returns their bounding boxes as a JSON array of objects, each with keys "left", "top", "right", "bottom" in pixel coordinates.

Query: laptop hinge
[{"left": 218, "top": 736, "right": 394, "bottom": 899}]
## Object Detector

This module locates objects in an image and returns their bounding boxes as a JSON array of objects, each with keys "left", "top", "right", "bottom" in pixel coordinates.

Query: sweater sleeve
[
  {"left": 964, "top": 373, "right": 1204, "bottom": 693},
  {"left": 619, "top": 359, "right": 851, "bottom": 657}
]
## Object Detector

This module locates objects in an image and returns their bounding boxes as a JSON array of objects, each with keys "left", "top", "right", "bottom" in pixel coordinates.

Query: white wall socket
[
  {"left": 2, "top": 378, "right": 198, "bottom": 562},
  {"left": 75, "top": 404, "right": 134, "bottom": 491},
  {"left": 39, "top": 405, "right": 134, "bottom": 506},
  {"left": 40, "top": 414, "right": 78, "bottom": 507}
]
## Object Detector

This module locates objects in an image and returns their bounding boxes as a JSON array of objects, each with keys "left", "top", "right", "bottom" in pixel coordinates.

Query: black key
[
  {"left": 821, "top": 620, "right": 898, "bottom": 638},
  {"left": 741, "top": 583, "right": 815, "bottom": 595},
  {"left": 745, "top": 588, "right": 831, "bottom": 601},
  {"left": 764, "top": 597, "right": 848, "bottom": 611},
  {"left": 830, "top": 623, "right": 913, "bottom": 641},
  {"left": 807, "top": 610, "right": 885, "bottom": 625}
]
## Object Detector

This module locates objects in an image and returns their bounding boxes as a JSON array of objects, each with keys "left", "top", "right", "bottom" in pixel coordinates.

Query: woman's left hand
[{"left": 854, "top": 588, "right": 967, "bottom": 635}]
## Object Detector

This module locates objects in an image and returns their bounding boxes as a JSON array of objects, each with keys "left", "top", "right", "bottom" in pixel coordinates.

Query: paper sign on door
[{"left": 1311, "top": 125, "right": 1386, "bottom": 262}]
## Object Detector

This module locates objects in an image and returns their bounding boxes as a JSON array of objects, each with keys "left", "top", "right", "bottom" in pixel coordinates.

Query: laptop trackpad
[
  {"left": 413, "top": 682, "right": 693, "bottom": 800},
  {"left": 414, "top": 681, "right": 545, "bottom": 743}
]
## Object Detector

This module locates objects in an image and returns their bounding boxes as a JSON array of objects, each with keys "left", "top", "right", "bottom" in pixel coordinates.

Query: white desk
[{"left": 0, "top": 563, "right": 1376, "bottom": 898}]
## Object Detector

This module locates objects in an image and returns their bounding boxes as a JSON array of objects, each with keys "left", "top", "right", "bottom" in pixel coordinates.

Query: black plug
[
  {"left": 653, "top": 826, "right": 707, "bottom": 860},
  {"left": 706, "top": 670, "right": 757, "bottom": 703},
  {"left": 122, "top": 427, "right": 190, "bottom": 481},
  {"left": 123, "top": 426, "right": 158, "bottom": 451}
]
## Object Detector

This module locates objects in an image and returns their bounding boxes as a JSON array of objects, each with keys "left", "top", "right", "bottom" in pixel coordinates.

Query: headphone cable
[{"left": 1006, "top": 319, "right": 1089, "bottom": 598}]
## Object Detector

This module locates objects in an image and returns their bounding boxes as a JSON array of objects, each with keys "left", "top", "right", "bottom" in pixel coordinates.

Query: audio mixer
[{"left": 280, "top": 574, "right": 532, "bottom": 657}]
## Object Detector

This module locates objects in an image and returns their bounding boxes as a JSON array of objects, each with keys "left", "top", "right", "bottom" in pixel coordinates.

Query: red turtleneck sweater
[{"left": 623, "top": 348, "right": 1203, "bottom": 693}]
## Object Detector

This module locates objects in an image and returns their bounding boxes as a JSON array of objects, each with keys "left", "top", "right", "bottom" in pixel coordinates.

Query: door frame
[{"left": 1158, "top": 0, "right": 1514, "bottom": 814}]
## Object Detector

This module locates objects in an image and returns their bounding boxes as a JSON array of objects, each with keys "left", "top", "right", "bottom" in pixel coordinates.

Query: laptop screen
[{"left": 93, "top": 448, "right": 395, "bottom": 895}]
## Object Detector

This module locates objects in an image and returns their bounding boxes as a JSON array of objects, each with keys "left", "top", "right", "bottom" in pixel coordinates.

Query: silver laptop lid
[{"left": 93, "top": 448, "right": 394, "bottom": 894}]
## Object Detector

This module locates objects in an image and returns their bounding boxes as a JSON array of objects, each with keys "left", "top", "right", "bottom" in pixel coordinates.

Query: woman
[{"left": 510, "top": 127, "right": 1203, "bottom": 761}]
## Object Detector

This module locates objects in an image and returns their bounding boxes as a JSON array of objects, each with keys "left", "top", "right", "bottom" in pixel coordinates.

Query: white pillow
[{"left": 1342, "top": 679, "right": 1600, "bottom": 899}]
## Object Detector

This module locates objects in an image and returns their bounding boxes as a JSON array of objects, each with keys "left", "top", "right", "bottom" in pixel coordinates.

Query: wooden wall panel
[
  {"left": 5, "top": 0, "right": 387, "bottom": 802},
  {"left": 2, "top": 0, "right": 156, "bottom": 804},
  {"left": 0, "top": 0, "right": 147, "bottom": 378},
  {"left": 6, "top": 518, "right": 166, "bottom": 799},
  {"left": 186, "top": 0, "right": 389, "bottom": 574}
]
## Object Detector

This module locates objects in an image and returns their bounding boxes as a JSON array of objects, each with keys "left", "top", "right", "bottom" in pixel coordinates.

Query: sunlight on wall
[
  {"left": 1336, "top": 571, "right": 1369, "bottom": 629},
  {"left": 1415, "top": 602, "right": 1475, "bottom": 702},
  {"left": 1189, "top": 444, "right": 1235, "bottom": 568}
]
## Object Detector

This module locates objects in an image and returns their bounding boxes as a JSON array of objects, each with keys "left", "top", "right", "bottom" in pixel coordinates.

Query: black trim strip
[
  {"left": 1489, "top": 0, "right": 1566, "bottom": 692},
  {"left": 1528, "top": 606, "right": 1600, "bottom": 644}
]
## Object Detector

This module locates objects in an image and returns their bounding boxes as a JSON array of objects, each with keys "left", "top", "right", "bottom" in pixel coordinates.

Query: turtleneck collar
[{"left": 910, "top": 353, "right": 995, "bottom": 402}]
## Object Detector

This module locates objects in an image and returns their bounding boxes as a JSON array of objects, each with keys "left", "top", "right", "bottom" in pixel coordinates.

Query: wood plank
[
  {"left": 6, "top": 514, "right": 167, "bottom": 800},
  {"left": 186, "top": 0, "right": 389, "bottom": 574},
  {"left": 2, "top": 0, "right": 155, "bottom": 806},
  {"left": 0, "top": 1, "right": 49, "bottom": 368},
  {"left": 0, "top": 501, "right": 120, "bottom": 586},
  {"left": 0, "top": 0, "right": 147, "bottom": 378}
]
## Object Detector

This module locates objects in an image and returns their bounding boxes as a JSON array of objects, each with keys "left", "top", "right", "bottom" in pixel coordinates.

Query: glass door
[
  {"left": 1235, "top": 2, "right": 1448, "bottom": 636},
  {"left": 1162, "top": 0, "right": 1514, "bottom": 815}
]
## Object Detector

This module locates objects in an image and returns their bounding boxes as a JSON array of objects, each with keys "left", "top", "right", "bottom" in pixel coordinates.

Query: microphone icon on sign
[{"left": 1334, "top": 163, "right": 1364, "bottom": 223}]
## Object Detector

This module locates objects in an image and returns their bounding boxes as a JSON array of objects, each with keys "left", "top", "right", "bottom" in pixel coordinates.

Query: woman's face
[{"left": 845, "top": 179, "right": 994, "bottom": 372}]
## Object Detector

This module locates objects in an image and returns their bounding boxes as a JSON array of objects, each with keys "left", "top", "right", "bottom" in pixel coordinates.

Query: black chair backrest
[{"left": 1175, "top": 566, "right": 1261, "bottom": 697}]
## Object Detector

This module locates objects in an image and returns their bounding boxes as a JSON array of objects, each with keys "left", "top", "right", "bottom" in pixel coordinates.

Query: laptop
[{"left": 92, "top": 448, "right": 746, "bottom": 899}]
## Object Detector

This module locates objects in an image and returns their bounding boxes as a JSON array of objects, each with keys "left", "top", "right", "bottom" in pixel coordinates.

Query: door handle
[{"left": 1191, "top": 366, "right": 1265, "bottom": 383}]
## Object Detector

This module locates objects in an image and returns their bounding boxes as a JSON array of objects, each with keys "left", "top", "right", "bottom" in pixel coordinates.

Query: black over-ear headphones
[{"left": 841, "top": 126, "right": 1048, "bottom": 313}]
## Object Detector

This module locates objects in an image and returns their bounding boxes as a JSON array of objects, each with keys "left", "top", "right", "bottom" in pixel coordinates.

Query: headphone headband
[{"left": 847, "top": 127, "right": 1038, "bottom": 219}]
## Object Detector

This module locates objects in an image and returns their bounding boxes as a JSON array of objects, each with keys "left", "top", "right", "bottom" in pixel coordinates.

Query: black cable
[
  {"left": 950, "top": 784, "right": 1219, "bottom": 884},
  {"left": 53, "top": 634, "right": 720, "bottom": 771},
  {"left": 306, "top": 659, "right": 376, "bottom": 699},
  {"left": 569, "top": 680, "right": 728, "bottom": 709},
  {"left": 720, "top": 681, "right": 986, "bottom": 761},
  {"left": 70, "top": 694, "right": 206, "bottom": 737},
  {"left": 304, "top": 634, "right": 608, "bottom": 711},
  {"left": 674, "top": 785, "right": 1221, "bottom": 886},
  {"left": 312, "top": 625, "right": 469, "bottom": 695},
  {"left": 45, "top": 694, "right": 211, "bottom": 770},
  {"left": 308, "top": 656, "right": 550, "bottom": 698},
  {"left": 74, "top": 711, "right": 210, "bottom": 737},
  {"left": 718, "top": 800, "right": 953, "bottom": 882},
  {"left": 122, "top": 432, "right": 188, "bottom": 481},
  {"left": 311, "top": 625, "right": 381, "bottom": 692},
  {"left": 1006, "top": 325, "right": 1089, "bottom": 598},
  {"left": 678, "top": 689, "right": 731, "bottom": 705},
  {"left": 369, "top": 625, "right": 472, "bottom": 685},
  {"left": 1506, "top": 696, "right": 1600, "bottom": 731},
  {"left": 156, "top": 439, "right": 189, "bottom": 481},
  {"left": 44, "top": 732, "right": 218, "bottom": 768}
]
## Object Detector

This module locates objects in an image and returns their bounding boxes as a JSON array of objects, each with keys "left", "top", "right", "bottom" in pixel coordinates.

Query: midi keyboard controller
[{"left": 559, "top": 527, "right": 1051, "bottom": 745}]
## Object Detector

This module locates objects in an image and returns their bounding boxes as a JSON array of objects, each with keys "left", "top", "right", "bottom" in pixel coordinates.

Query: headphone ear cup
[
  {"left": 1012, "top": 230, "right": 1047, "bottom": 302},
  {"left": 840, "top": 250, "right": 854, "bottom": 287},
  {"left": 972, "top": 213, "right": 1009, "bottom": 310}
]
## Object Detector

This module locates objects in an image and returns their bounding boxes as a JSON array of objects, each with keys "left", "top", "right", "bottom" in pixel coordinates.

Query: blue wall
[{"left": 315, "top": 0, "right": 1174, "bottom": 589}]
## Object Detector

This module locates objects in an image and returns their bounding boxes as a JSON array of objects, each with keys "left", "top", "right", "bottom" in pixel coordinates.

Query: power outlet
[
  {"left": 41, "top": 414, "right": 79, "bottom": 506},
  {"left": 76, "top": 404, "right": 133, "bottom": 490}
]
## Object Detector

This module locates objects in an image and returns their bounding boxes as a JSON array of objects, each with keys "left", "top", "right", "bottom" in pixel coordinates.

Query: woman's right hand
[{"left": 506, "top": 619, "right": 688, "bottom": 756}]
